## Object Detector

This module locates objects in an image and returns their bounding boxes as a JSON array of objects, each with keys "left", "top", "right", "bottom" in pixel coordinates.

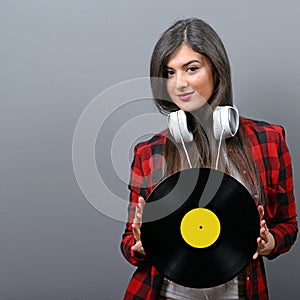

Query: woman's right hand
[
  {"left": 131, "top": 196, "right": 146, "bottom": 257},
  {"left": 253, "top": 205, "right": 275, "bottom": 259}
]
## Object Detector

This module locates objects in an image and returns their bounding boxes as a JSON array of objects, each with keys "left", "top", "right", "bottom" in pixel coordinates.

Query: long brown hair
[{"left": 150, "top": 18, "right": 263, "bottom": 203}]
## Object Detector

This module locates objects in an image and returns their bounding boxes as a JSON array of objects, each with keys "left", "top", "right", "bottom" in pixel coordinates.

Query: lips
[{"left": 177, "top": 91, "right": 194, "bottom": 101}]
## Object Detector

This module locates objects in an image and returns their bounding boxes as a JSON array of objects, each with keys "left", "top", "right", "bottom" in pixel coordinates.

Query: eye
[
  {"left": 186, "top": 66, "right": 199, "bottom": 73},
  {"left": 165, "top": 69, "right": 175, "bottom": 78}
]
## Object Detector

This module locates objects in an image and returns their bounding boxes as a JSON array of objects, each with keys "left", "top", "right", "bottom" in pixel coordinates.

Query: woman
[{"left": 120, "top": 18, "right": 298, "bottom": 300}]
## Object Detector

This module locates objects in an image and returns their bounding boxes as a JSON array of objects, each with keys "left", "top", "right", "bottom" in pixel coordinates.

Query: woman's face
[{"left": 165, "top": 44, "right": 215, "bottom": 112}]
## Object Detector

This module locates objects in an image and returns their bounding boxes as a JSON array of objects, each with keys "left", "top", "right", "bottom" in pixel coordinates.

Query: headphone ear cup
[
  {"left": 213, "top": 107, "right": 223, "bottom": 140},
  {"left": 213, "top": 106, "right": 240, "bottom": 139},
  {"left": 168, "top": 110, "right": 193, "bottom": 143},
  {"left": 168, "top": 111, "right": 181, "bottom": 143},
  {"left": 228, "top": 105, "right": 239, "bottom": 136}
]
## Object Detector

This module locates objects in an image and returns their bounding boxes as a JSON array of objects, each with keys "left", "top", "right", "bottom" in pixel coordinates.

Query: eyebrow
[
  {"left": 182, "top": 60, "right": 202, "bottom": 67},
  {"left": 165, "top": 59, "right": 203, "bottom": 69}
]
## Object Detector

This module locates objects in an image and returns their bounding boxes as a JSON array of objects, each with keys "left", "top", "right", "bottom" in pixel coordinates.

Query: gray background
[{"left": 1, "top": 0, "right": 299, "bottom": 299}]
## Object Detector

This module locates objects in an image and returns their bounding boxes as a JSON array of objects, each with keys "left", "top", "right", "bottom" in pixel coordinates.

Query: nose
[{"left": 175, "top": 73, "right": 188, "bottom": 91}]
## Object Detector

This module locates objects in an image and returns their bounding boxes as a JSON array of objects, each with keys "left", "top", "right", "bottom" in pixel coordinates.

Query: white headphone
[
  {"left": 167, "top": 106, "right": 239, "bottom": 169},
  {"left": 167, "top": 106, "right": 239, "bottom": 143}
]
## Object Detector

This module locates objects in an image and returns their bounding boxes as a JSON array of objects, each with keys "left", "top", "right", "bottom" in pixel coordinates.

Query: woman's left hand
[{"left": 253, "top": 205, "right": 275, "bottom": 259}]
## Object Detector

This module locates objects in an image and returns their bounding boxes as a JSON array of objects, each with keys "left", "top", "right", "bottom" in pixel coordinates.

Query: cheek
[
  {"left": 192, "top": 75, "right": 214, "bottom": 94},
  {"left": 166, "top": 80, "right": 175, "bottom": 96}
]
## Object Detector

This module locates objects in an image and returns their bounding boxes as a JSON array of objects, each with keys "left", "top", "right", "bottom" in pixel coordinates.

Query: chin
[{"left": 177, "top": 104, "right": 206, "bottom": 113}]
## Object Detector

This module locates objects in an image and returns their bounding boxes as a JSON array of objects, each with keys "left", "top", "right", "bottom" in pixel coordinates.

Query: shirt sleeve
[
  {"left": 266, "top": 127, "right": 298, "bottom": 259},
  {"left": 120, "top": 144, "right": 151, "bottom": 266}
]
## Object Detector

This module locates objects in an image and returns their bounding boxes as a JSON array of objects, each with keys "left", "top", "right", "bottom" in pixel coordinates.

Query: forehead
[{"left": 166, "top": 44, "right": 206, "bottom": 67}]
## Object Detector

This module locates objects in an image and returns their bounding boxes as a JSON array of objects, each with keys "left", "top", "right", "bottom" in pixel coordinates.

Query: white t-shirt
[{"left": 160, "top": 276, "right": 240, "bottom": 300}]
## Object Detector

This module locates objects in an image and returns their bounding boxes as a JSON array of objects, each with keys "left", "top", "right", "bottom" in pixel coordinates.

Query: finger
[
  {"left": 132, "top": 223, "right": 141, "bottom": 241},
  {"left": 253, "top": 251, "right": 259, "bottom": 260},
  {"left": 131, "top": 223, "right": 138, "bottom": 240},
  {"left": 257, "top": 205, "right": 264, "bottom": 220},
  {"left": 138, "top": 196, "right": 146, "bottom": 206},
  {"left": 135, "top": 204, "right": 142, "bottom": 218},
  {"left": 131, "top": 240, "right": 145, "bottom": 255},
  {"left": 134, "top": 203, "right": 143, "bottom": 224},
  {"left": 133, "top": 212, "right": 142, "bottom": 223},
  {"left": 261, "top": 219, "right": 268, "bottom": 229},
  {"left": 260, "top": 220, "right": 269, "bottom": 243},
  {"left": 253, "top": 237, "right": 261, "bottom": 259},
  {"left": 131, "top": 240, "right": 141, "bottom": 250},
  {"left": 138, "top": 197, "right": 145, "bottom": 214},
  {"left": 257, "top": 236, "right": 269, "bottom": 257},
  {"left": 261, "top": 232, "right": 269, "bottom": 243}
]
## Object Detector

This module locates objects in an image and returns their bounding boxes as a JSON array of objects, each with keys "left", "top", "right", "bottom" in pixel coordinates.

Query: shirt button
[{"left": 246, "top": 276, "right": 250, "bottom": 281}]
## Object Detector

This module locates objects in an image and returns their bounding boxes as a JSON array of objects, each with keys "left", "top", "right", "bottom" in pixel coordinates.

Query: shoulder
[
  {"left": 133, "top": 129, "right": 168, "bottom": 156},
  {"left": 240, "top": 117, "right": 285, "bottom": 142}
]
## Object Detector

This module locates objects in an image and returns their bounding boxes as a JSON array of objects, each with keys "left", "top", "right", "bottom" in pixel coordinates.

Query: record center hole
[{"left": 199, "top": 225, "right": 203, "bottom": 229}]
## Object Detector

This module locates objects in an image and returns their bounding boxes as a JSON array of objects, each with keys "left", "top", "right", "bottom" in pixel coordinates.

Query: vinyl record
[{"left": 140, "top": 168, "right": 260, "bottom": 288}]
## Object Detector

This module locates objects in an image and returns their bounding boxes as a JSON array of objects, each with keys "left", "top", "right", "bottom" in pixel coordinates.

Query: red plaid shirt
[{"left": 121, "top": 118, "right": 298, "bottom": 300}]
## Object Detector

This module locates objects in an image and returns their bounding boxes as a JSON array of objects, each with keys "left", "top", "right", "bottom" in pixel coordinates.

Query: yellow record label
[{"left": 180, "top": 208, "right": 221, "bottom": 248}]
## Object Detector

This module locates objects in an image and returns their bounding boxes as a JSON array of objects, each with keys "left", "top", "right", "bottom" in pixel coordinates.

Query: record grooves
[{"left": 140, "top": 168, "right": 260, "bottom": 288}]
